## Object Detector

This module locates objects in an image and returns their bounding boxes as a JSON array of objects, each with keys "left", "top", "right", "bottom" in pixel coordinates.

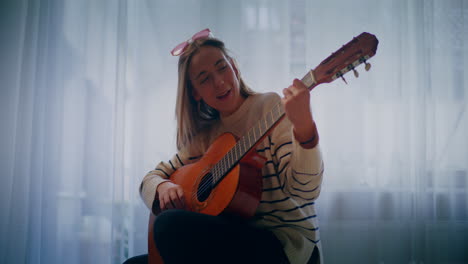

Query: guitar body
[
  {"left": 148, "top": 132, "right": 265, "bottom": 264},
  {"left": 173, "top": 133, "right": 265, "bottom": 217}
]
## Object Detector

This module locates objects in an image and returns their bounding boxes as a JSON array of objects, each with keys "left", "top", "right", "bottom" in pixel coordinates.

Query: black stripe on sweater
[
  {"left": 175, "top": 154, "right": 184, "bottom": 166},
  {"left": 286, "top": 191, "right": 317, "bottom": 201},
  {"left": 263, "top": 173, "right": 277, "bottom": 179},
  {"left": 262, "top": 181, "right": 319, "bottom": 194},
  {"left": 268, "top": 224, "right": 319, "bottom": 232},
  {"left": 278, "top": 152, "right": 291, "bottom": 161},
  {"left": 262, "top": 213, "right": 317, "bottom": 223},
  {"left": 293, "top": 168, "right": 323, "bottom": 177},
  {"left": 257, "top": 146, "right": 271, "bottom": 153},
  {"left": 168, "top": 160, "right": 176, "bottom": 171},
  {"left": 272, "top": 141, "right": 292, "bottom": 157},
  {"left": 260, "top": 196, "right": 290, "bottom": 204},
  {"left": 257, "top": 201, "right": 315, "bottom": 215},
  {"left": 264, "top": 152, "right": 290, "bottom": 171},
  {"left": 268, "top": 135, "right": 274, "bottom": 146},
  {"left": 155, "top": 168, "right": 170, "bottom": 178},
  {"left": 278, "top": 161, "right": 289, "bottom": 175},
  {"left": 306, "top": 238, "right": 320, "bottom": 244},
  {"left": 291, "top": 166, "right": 324, "bottom": 185},
  {"left": 291, "top": 184, "right": 320, "bottom": 193},
  {"left": 263, "top": 186, "right": 282, "bottom": 192}
]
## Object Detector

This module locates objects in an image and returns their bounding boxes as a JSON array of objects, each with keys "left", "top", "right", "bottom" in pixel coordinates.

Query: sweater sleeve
[
  {"left": 139, "top": 148, "right": 200, "bottom": 213},
  {"left": 268, "top": 103, "right": 324, "bottom": 202}
]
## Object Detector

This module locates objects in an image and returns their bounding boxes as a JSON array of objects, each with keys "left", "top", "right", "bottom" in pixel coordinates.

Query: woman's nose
[{"left": 213, "top": 74, "right": 224, "bottom": 87}]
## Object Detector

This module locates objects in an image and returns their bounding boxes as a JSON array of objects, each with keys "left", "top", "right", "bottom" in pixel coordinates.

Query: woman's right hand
[{"left": 157, "top": 181, "right": 186, "bottom": 211}]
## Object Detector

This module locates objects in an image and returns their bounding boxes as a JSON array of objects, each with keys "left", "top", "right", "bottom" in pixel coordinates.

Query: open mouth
[{"left": 216, "top": 89, "right": 231, "bottom": 100}]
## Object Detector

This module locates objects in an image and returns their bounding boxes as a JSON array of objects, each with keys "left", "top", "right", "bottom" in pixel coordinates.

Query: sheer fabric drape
[{"left": 1, "top": 0, "right": 466, "bottom": 263}]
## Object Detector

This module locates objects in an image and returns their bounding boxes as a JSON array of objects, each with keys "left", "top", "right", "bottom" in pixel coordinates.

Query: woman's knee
[
  {"left": 153, "top": 209, "right": 188, "bottom": 244},
  {"left": 154, "top": 209, "right": 185, "bottom": 230}
]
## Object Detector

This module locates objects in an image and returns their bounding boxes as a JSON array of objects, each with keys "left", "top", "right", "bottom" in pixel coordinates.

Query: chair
[{"left": 147, "top": 212, "right": 163, "bottom": 264}]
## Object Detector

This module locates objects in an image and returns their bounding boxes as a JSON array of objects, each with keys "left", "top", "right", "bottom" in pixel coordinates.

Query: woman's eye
[{"left": 200, "top": 76, "right": 209, "bottom": 84}]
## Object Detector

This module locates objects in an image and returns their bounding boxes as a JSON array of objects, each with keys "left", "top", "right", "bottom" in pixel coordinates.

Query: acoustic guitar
[{"left": 148, "top": 32, "right": 379, "bottom": 263}]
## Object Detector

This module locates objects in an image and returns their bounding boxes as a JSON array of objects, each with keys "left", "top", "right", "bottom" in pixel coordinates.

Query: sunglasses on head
[{"left": 170, "top": 28, "right": 214, "bottom": 56}]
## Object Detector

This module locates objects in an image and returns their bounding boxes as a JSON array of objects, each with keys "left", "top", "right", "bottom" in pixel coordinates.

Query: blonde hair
[{"left": 175, "top": 38, "right": 255, "bottom": 154}]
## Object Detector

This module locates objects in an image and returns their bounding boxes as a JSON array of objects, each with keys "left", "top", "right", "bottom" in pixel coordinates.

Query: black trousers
[
  {"left": 124, "top": 210, "right": 319, "bottom": 264},
  {"left": 152, "top": 209, "right": 289, "bottom": 264}
]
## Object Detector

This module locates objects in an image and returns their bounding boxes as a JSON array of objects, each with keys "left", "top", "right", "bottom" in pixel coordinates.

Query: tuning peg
[
  {"left": 365, "top": 62, "right": 371, "bottom": 71},
  {"left": 353, "top": 69, "right": 359, "bottom": 78},
  {"left": 341, "top": 75, "right": 348, "bottom": 85}
]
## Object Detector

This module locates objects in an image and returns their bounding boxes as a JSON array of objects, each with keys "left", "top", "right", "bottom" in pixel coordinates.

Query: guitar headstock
[{"left": 310, "top": 32, "right": 379, "bottom": 88}]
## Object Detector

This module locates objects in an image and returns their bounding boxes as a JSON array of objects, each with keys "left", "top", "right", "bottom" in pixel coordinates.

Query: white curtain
[{"left": 1, "top": 0, "right": 466, "bottom": 263}]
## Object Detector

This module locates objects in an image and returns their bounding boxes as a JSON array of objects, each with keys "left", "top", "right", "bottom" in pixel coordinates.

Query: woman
[{"left": 139, "top": 28, "right": 323, "bottom": 264}]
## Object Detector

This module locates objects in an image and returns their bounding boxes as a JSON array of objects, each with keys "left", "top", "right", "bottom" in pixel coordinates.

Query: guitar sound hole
[{"left": 197, "top": 172, "right": 213, "bottom": 202}]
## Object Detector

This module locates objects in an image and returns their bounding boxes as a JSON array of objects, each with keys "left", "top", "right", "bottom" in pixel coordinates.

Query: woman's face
[{"left": 188, "top": 46, "right": 244, "bottom": 117}]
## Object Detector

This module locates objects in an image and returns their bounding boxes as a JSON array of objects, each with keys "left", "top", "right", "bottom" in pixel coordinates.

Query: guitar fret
[
  {"left": 239, "top": 138, "right": 245, "bottom": 154},
  {"left": 218, "top": 164, "right": 223, "bottom": 181},
  {"left": 249, "top": 131, "right": 254, "bottom": 149},
  {"left": 233, "top": 144, "right": 238, "bottom": 161},
  {"left": 301, "top": 70, "right": 316, "bottom": 88},
  {"left": 259, "top": 118, "right": 264, "bottom": 134},
  {"left": 302, "top": 74, "right": 309, "bottom": 86},
  {"left": 252, "top": 126, "right": 257, "bottom": 142},
  {"left": 224, "top": 156, "right": 228, "bottom": 176},
  {"left": 228, "top": 150, "right": 233, "bottom": 169},
  {"left": 226, "top": 151, "right": 230, "bottom": 169},
  {"left": 246, "top": 131, "right": 251, "bottom": 150},
  {"left": 241, "top": 141, "right": 244, "bottom": 155},
  {"left": 212, "top": 165, "right": 217, "bottom": 183},
  {"left": 254, "top": 124, "right": 260, "bottom": 142},
  {"left": 266, "top": 112, "right": 273, "bottom": 127},
  {"left": 232, "top": 150, "right": 235, "bottom": 167},
  {"left": 276, "top": 103, "right": 284, "bottom": 118},
  {"left": 223, "top": 156, "right": 227, "bottom": 175},
  {"left": 217, "top": 163, "right": 222, "bottom": 180},
  {"left": 214, "top": 166, "right": 223, "bottom": 183},
  {"left": 225, "top": 153, "right": 230, "bottom": 174}
]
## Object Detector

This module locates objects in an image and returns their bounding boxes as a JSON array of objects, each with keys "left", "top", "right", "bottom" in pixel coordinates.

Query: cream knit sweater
[{"left": 140, "top": 92, "right": 324, "bottom": 264}]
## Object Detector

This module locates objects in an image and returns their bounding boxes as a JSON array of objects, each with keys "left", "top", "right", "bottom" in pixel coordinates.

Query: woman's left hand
[{"left": 281, "top": 79, "right": 315, "bottom": 142}]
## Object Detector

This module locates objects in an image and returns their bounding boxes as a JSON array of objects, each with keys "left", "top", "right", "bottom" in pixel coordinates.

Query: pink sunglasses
[{"left": 170, "top": 28, "right": 214, "bottom": 56}]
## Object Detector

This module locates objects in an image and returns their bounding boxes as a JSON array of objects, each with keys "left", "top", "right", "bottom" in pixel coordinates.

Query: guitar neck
[{"left": 211, "top": 69, "right": 317, "bottom": 185}]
